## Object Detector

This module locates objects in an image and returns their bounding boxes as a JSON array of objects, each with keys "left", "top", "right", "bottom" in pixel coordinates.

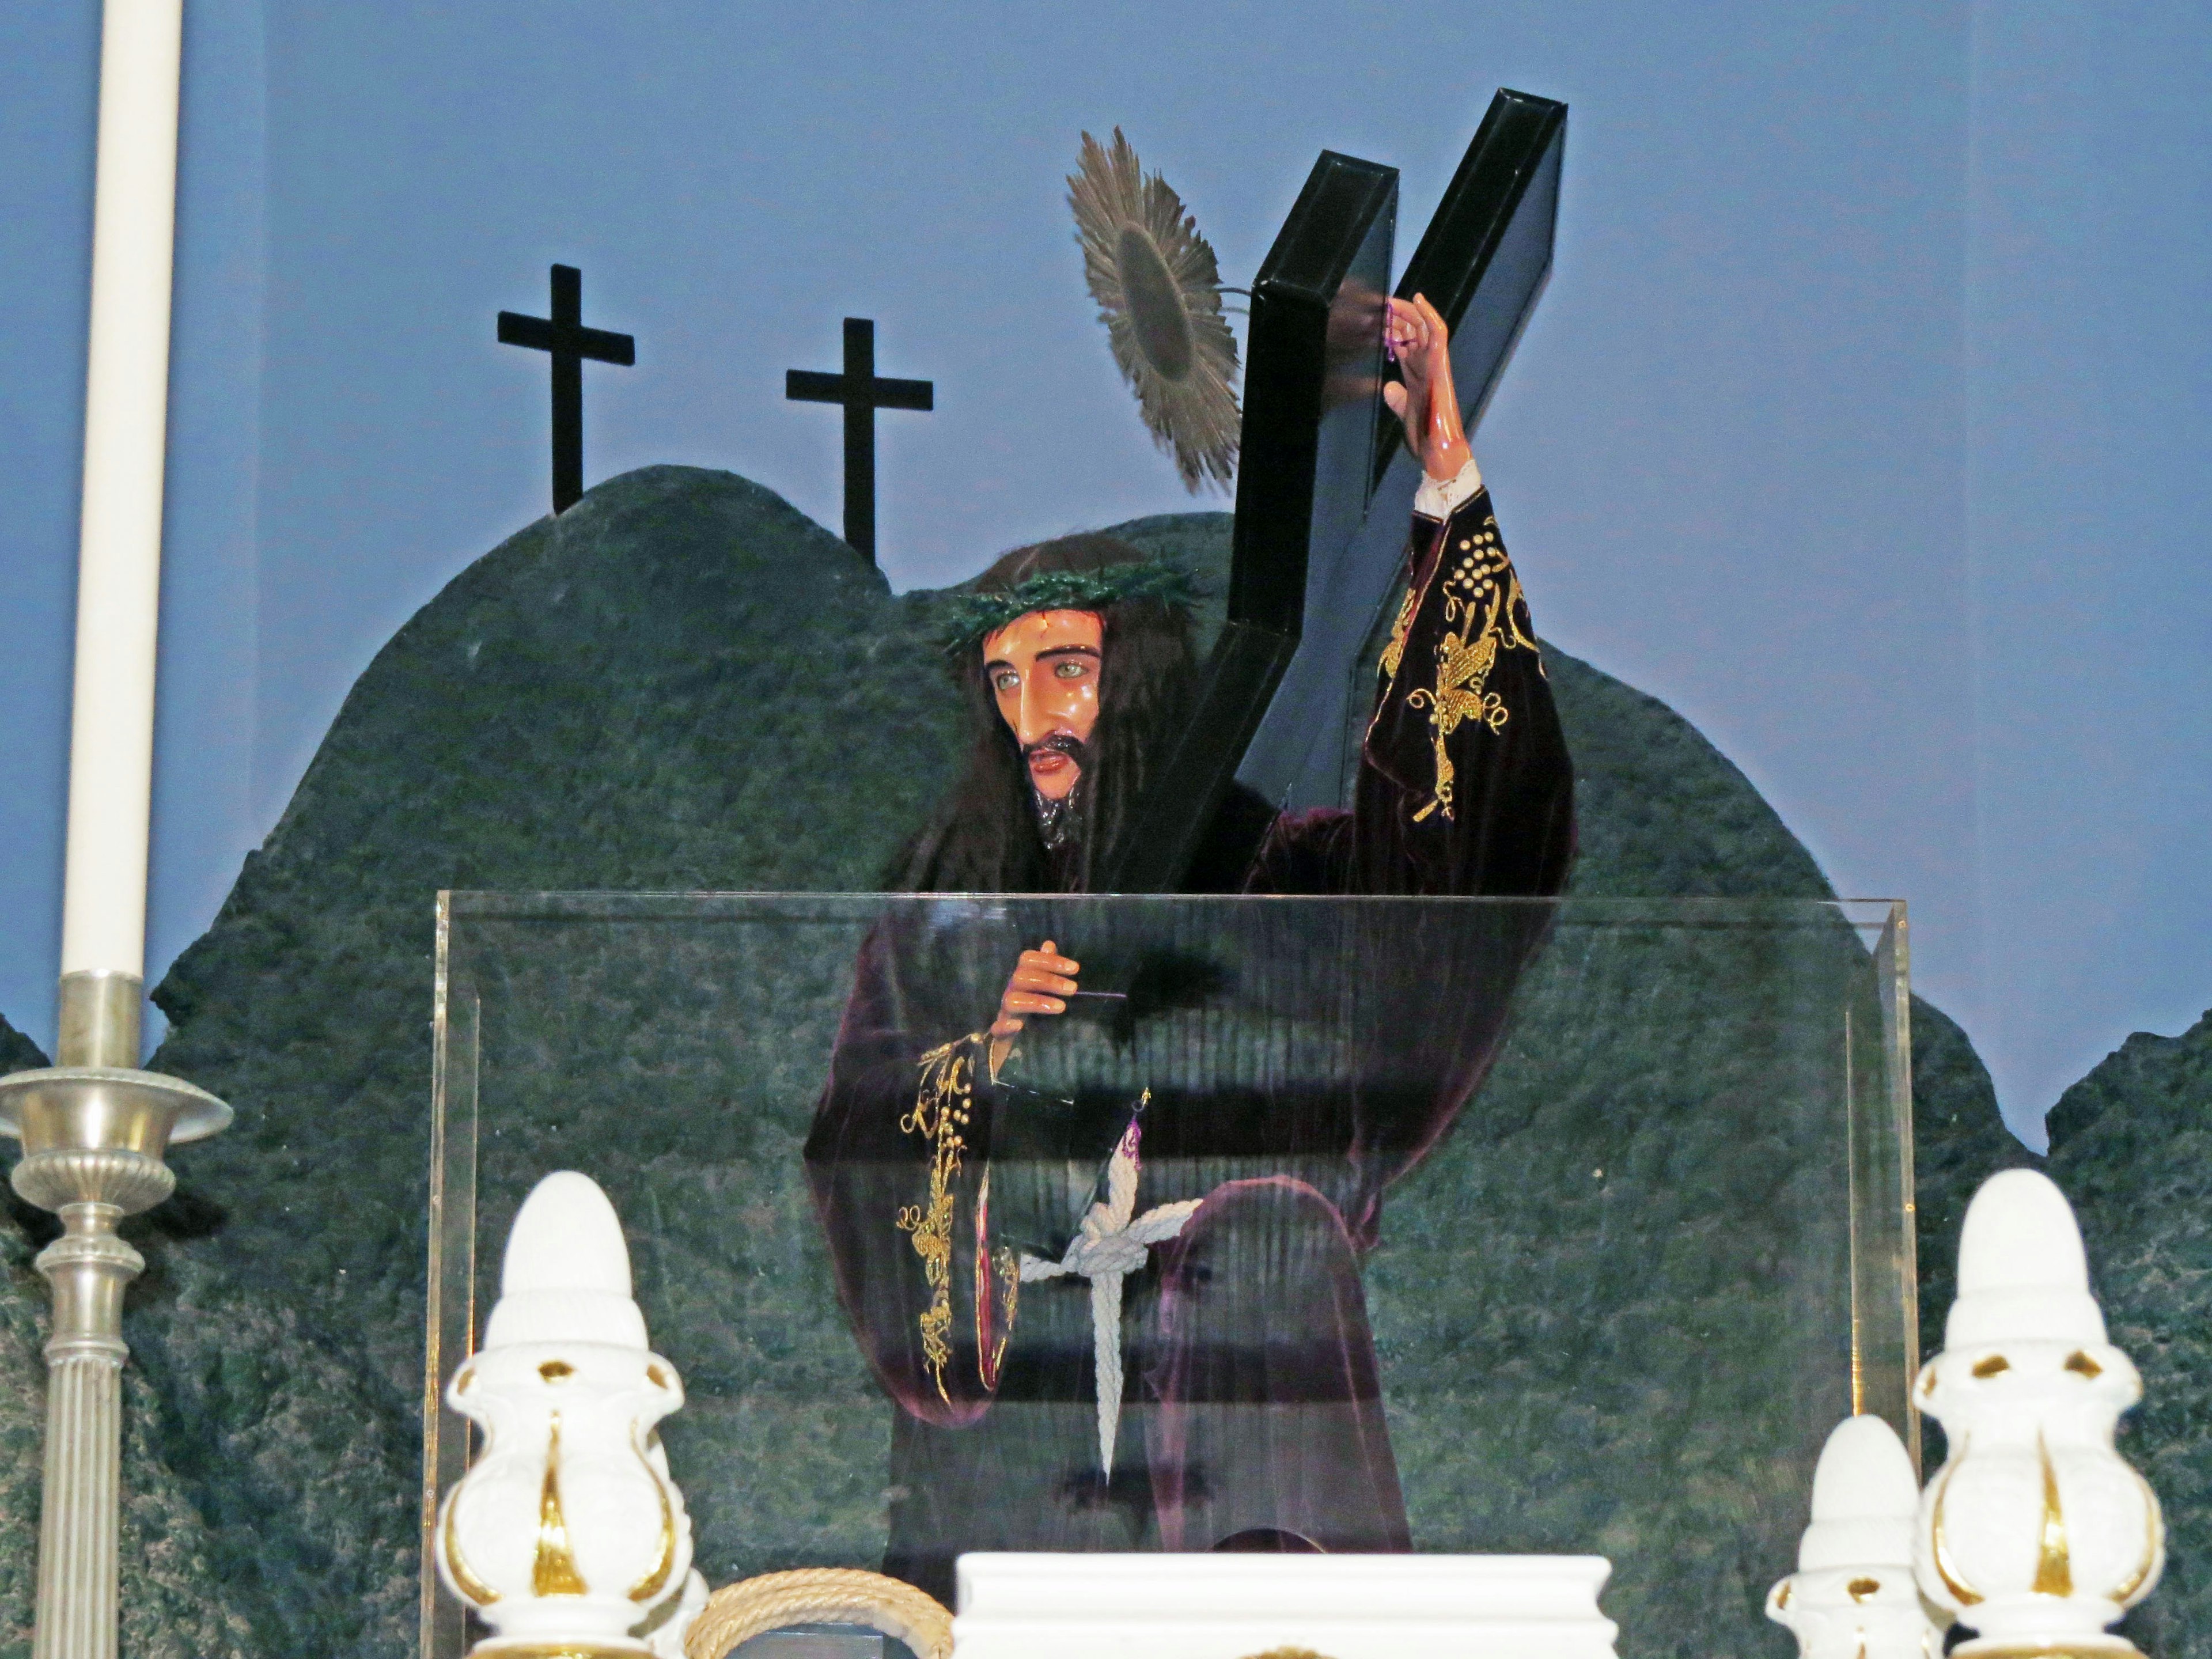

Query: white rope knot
[{"left": 1018, "top": 1114, "right": 1199, "bottom": 1473}]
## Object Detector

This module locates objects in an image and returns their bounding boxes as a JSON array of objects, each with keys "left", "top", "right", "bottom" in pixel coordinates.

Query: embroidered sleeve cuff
[{"left": 1412, "top": 456, "right": 1484, "bottom": 521}]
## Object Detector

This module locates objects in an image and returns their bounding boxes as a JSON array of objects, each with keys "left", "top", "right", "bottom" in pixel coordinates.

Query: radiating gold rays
[{"left": 1069, "top": 129, "right": 1241, "bottom": 493}]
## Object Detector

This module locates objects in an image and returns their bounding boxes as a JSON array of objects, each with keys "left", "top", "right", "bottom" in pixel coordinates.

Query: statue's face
[{"left": 981, "top": 608, "right": 1104, "bottom": 801}]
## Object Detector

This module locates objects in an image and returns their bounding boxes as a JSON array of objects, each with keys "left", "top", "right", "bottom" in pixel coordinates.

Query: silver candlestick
[
  {"left": 0, "top": 969, "right": 229, "bottom": 1659},
  {"left": 22, "top": 0, "right": 213, "bottom": 1642}
]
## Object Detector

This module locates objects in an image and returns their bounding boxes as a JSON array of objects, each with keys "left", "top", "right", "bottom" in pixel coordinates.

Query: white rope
[{"left": 1019, "top": 1118, "right": 1199, "bottom": 1472}]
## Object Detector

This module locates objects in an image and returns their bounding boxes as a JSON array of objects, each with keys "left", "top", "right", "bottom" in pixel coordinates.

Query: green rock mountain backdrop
[{"left": 0, "top": 466, "right": 2198, "bottom": 1656}]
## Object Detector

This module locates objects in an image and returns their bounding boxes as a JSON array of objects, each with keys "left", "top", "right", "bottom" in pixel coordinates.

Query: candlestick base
[{"left": 1, "top": 1062, "right": 229, "bottom": 1659}]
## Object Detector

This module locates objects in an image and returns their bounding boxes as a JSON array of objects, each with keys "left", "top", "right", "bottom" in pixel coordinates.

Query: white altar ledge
[{"left": 950, "top": 1552, "right": 1619, "bottom": 1659}]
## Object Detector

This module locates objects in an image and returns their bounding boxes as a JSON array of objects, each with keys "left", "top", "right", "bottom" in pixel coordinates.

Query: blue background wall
[{"left": 1, "top": 1, "right": 2205, "bottom": 1138}]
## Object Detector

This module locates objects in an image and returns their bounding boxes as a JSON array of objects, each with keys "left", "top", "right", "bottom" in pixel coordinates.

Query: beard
[{"left": 1025, "top": 733, "right": 1090, "bottom": 855}]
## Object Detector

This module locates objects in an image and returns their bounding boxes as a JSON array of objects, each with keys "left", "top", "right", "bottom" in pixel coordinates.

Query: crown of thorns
[{"left": 937, "top": 560, "right": 1206, "bottom": 658}]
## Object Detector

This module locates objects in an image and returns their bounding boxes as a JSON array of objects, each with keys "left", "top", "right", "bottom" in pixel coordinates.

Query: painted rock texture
[{"left": 2044, "top": 1010, "right": 2212, "bottom": 1657}]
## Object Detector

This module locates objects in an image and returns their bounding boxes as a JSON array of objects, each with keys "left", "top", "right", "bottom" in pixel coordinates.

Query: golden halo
[{"left": 1069, "top": 128, "right": 1241, "bottom": 493}]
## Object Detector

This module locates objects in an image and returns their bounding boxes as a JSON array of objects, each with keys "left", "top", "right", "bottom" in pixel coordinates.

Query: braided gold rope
[{"left": 683, "top": 1569, "right": 955, "bottom": 1659}]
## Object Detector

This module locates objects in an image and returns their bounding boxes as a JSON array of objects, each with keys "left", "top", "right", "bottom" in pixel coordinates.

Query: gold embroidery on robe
[
  {"left": 897, "top": 1035, "right": 980, "bottom": 1403},
  {"left": 1378, "top": 580, "right": 1420, "bottom": 683},
  {"left": 972, "top": 1169, "right": 1019, "bottom": 1391},
  {"left": 1395, "top": 516, "right": 1536, "bottom": 823},
  {"left": 978, "top": 1244, "right": 1020, "bottom": 1390}
]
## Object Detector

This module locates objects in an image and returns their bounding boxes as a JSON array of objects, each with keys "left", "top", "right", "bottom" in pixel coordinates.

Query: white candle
[{"left": 58, "top": 0, "right": 186, "bottom": 982}]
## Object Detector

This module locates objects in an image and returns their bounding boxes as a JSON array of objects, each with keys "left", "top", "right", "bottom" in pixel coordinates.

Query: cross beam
[
  {"left": 786, "top": 317, "right": 934, "bottom": 565},
  {"left": 498, "top": 264, "right": 636, "bottom": 514}
]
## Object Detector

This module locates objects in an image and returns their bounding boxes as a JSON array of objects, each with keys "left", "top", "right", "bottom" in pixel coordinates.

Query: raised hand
[
  {"left": 988, "top": 940, "right": 1080, "bottom": 1077},
  {"left": 1382, "top": 293, "right": 1473, "bottom": 482}
]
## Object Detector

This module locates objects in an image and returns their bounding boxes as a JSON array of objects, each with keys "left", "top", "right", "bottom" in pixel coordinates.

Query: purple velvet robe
[{"left": 805, "top": 489, "right": 1574, "bottom": 1597}]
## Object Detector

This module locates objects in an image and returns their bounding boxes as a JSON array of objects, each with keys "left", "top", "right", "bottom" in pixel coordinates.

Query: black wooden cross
[
  {"left": 1103, "top": 89, "right": 1569, "bottom": 891},
  {"left": 786, "top": 317, "right": 934, "bottom": 565},
  {"left": 498, "top": 264, "right": 636, "bottom": 514}
]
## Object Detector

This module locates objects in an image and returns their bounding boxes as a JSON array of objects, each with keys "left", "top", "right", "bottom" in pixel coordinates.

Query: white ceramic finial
[
  {"left": 437, "top": 1170, "right": 702, "bottom": 1658},
  {"left": 1802, "top": 1414, "right": 1921, "bottom": 1568},
  {"left": 503, "top": 1170, "right": 634, "bottom": 1293},
  {"left": 1915, "top": 1170, "right": 2164, "bottom": 1657},
  {"left": 1947, "top": 1168, "right": 2104, "bottom": 1349},
  {"left": 1767, "top": 1415, "right": 1944, "bottom": 1657},
  {"left": 484, "top": 1169, "right": 650, "bottom": 1349}
]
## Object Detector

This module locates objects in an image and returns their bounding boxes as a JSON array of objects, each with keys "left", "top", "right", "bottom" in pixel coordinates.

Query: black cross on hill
[
  {"left": 786, "top": 317, "right": 933, "bottom": 565},
  {"left": 498, "top": 264, "right": 635, "bottom": 514}
]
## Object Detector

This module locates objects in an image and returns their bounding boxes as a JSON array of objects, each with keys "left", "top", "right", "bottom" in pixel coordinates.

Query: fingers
[
  {"left": 1009, "top": 964, "right": 1077, "bottom": 998},
  {"left": 1000, "top": 940, "right": 1078, "bottom": 1027},
  {"left": 1388, "top": 295, "right": 1449, "bottom": 355},
  {"left": 1012, "top": 943, "right": 1078, "bottom": 997},
  {"left": 1385, "top": 297, "right": 1428, "bottom": 362}
]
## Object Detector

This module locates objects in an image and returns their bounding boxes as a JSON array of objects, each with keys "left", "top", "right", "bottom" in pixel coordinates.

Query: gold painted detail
[
  {"left": 1928, "top": 1447, "right": 1986, "bottom": 1607},
  {"left": 1847, "top": 1576, "right": 1881, "bottom": 1601},
  {"left": 1237, "top": 1650, "right": 1338, "bottom": 1659},
  {"left": 2032, "top": 1430, "right": 2073, "bottom": 1597},
  {"left": 1388, "top": 514, "right": 1536, "bottom": 824},
  {"left": 1972, "top": 1354, "right": 2011, "bottom": 1378},
  {"left": 535, "top": 1412, "right": 589, "bottom": 1596},
  {"left": 2063, "top": 1350, "right": 2103, "bottom": 1379},
  {"left": 626, "top": 1418, "right": 678, "bottom": 1602},
  {"left": 974, "top": 1211, "right": 1018, "bottom": 1393},
  {"left": 997, "top": 1248, "right": 1020, "bottom": 1329},
  {"left": 539, "top": 1359, "right": 575, "bottom": 1382},
  {"left": 2108, "top": 1471, "right": 2162, "bottom": 1606},
  {"left": 896, "top": 1036, "right": 982, "bottom": 1404},
  {"left": 442, "top": 1497, "right": 501, "bottom": 1606},
  {"left": 647, "top": 1362, "right": 672, "bottom": 1389},
  {"left": 1774, "top": 1581, "right": 1792, "bottom": 1609},
  {"left": 1377, "top": 580, "right": 1419, "bottom": 683}
]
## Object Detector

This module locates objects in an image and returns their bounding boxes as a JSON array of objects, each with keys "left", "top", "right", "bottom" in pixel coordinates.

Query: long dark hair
[{"left": 887, "top": 534, "right": 1196, "bottom": 892}]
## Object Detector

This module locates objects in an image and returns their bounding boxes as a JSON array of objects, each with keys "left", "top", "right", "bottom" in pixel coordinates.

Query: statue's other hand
[
  {"left": 988, "top": 941, "right": 1080, "bottom": 1076},
  {"left": 1383, "top": 294, "right": 1472, "bottom": 482}
]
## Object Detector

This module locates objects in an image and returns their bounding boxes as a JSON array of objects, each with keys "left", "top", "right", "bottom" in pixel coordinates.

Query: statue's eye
[
  {"left": 1972, "top": 1354, "right": 2010, "bottom": 1378},
  {"left": 992, "top": 670, "right": 1020, "bottom": 693},
  {"left": 2065, "top": 1351, "right": 2103, "bottom": 1379},
  {"left": 1054, "top": 660, "right": 1088, "bottom": 679}
]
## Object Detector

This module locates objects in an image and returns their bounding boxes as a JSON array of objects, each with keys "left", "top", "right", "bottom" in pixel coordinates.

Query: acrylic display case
[{"left": 423, "top": 892, "right": 1914, "bottom": 1658}]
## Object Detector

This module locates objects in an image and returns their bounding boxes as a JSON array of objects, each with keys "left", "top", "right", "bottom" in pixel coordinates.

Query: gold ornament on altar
[{"left": 1069, "top": 128, "right": 1241, "bottom": 492}]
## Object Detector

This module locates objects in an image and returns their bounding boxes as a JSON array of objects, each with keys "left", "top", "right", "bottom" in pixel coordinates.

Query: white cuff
[{"left": 1412, "top": 456, "right": 1483, "bottom": 521}]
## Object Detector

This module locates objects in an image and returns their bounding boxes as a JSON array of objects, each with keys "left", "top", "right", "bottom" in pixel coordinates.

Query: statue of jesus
[{"left": 805, "top": 297, "right": 1576, "bottom": 1597}]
